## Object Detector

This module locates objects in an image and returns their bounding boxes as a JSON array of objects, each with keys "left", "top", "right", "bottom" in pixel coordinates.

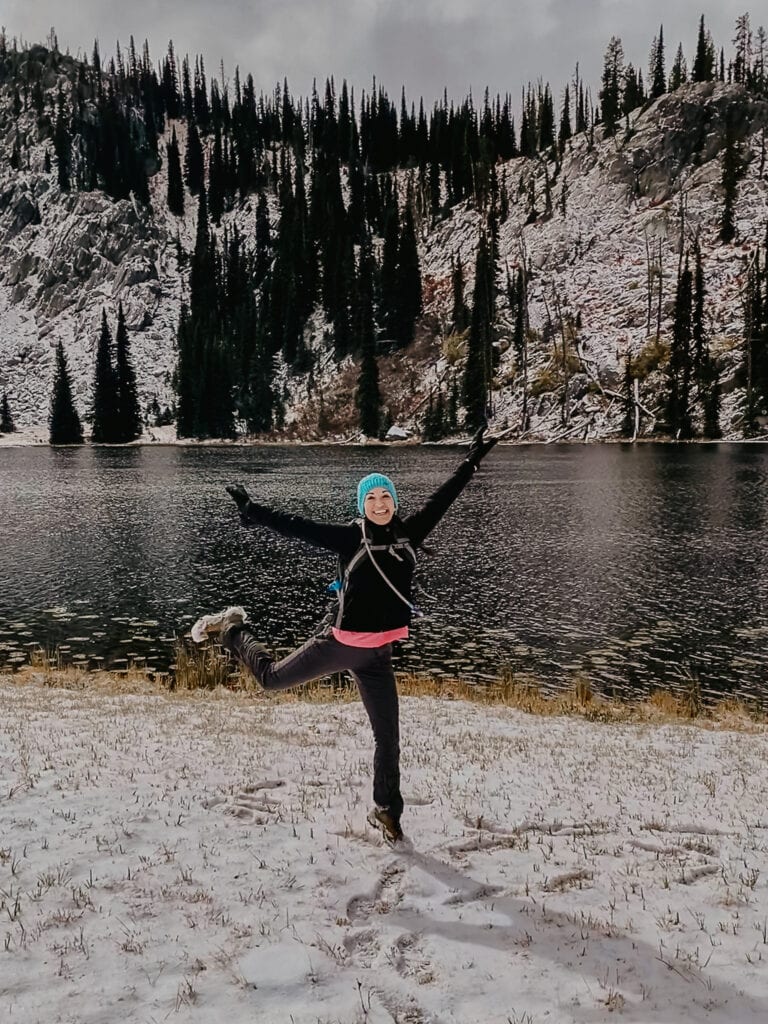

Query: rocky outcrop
[
  {"left": 0, "top": 183, "right": 41, "bottom": 240},
  {"left": 608, "top": 83, "right": 768, "bottom": 204}
]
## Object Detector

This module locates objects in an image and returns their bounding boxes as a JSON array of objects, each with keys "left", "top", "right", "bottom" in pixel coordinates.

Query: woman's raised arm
[
  {"left": 400, "top": 428, "right": 498, "bottom": 547},
  {"left": 226, "top": 484, "right": 358, "bottom": 555}
]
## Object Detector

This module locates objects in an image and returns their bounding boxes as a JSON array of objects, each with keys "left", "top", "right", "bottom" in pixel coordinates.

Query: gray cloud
[{"left": 3, "top": 1, "right": 759, "bottom": 107}]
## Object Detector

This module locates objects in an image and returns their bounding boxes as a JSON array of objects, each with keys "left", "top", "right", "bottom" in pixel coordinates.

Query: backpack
[{"left": 326, "top": 518, "right": 420, "bottom": 626}]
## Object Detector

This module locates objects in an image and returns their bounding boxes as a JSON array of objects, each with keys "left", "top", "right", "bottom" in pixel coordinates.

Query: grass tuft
[{"left": 172, "top": 641, "right": 244, "bottom": 691}]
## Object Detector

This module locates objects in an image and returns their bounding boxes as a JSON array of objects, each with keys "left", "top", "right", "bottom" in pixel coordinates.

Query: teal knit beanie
[{"left": 357, "top": 473, "right": 398, "bottom": 515}]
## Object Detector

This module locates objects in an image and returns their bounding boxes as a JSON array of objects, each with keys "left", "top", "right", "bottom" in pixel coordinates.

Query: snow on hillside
[
  {"left": 421, "top": 82, "right": 768, "bottom": 440},
  {"left": 3, "top": 675, "right": 768, "bottom": 1023},
  {"left": 0, "top": 70, "right": 766, "bottom": 438}
]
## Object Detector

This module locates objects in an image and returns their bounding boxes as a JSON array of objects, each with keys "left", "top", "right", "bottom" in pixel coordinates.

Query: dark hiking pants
[{"left": 223, "top": 627, "right": 403, "bottom": 822}]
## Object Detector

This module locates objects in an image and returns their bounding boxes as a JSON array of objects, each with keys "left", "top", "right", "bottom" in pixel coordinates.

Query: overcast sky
[{"left": 3, "top": 2, "right": 757, "bottom": 108}]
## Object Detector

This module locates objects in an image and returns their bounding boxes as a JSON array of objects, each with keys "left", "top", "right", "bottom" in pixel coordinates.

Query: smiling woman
[{"left": 191, "top": 428, "right": 499, "bottom": 844}]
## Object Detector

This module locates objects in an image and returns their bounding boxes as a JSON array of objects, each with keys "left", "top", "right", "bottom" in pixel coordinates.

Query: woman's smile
[{"left": 364, "top": 487, "right": 396, "bottom": 525}]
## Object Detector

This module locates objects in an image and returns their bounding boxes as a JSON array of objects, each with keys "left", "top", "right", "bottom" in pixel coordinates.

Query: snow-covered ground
[{"left": 2, "top": 675, "right": 768, "bottom": 1023}]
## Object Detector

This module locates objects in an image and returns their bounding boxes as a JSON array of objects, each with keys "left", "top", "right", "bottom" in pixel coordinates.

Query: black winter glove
[
  {"left": 465, "top": 426, "right": 498, "bottom": 470},
  {"left": 225, "top": 483, "right": 251, "bottom": 513}
]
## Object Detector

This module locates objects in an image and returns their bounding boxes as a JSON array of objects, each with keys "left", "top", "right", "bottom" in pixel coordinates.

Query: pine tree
[
  {"left": 700, "top": 353, "right": 722, "bottom": 439},
  {"left": 166, "top": 127, "right": 185, "bottom": 216},
  {"left": 575, "top": 72, "right": 588, "bottom": 134},
  {"left": 665, "top": 258, "right": 693, "bottom": 438},
  {"left": 733, "top": 14, "right": 752, "bottom": 86},
  {"left": 422, "top": 390, "right": 436, "bottom": 441},
  {"left": 538, "top": 83, "right": 555, "bottom": 151},
  {"left": 692, "top": 15, "right": 715, "bottom": 82},
  {"left": 114, "top": 303, "right": 142, "bottom": 442},
  {"left": 558, "top": 84, "right": 572, "bottom": 153},
  {"left": 622, "top": 64, "right": 644, "bottom": 114},
  {"left": 621, "top": 357, "right": 635, "bottom": 438},
  {"left": 208, "top": 127, "right": 225, "bottom": 223},
  {"left": 91, "top": 310, "right": 119, "bottom": 443},
  {"left": 190, "top": 186, "right": 216, "bottom": 317},
  {"left": 669, "top": 43, "right": 688, "bottom": 91},
  {"left": 355, "top": 240, "right": 381, "bottom": 438},
  {"left": 243, "top": 326, "right": 274, "bottom": 434},
  {"left": 184, "top": 121, "right": 205, "bottom": 195},
  {"left": 331, "top": 236, "right": 354, "bottom": 361},
  {"left": 511, "top": 267, "right": 529, "bottom": 430},
  {"left": 254, "top": 191, "right": 272, "bottom": 287},
  {"left": 53, "top": 93, "right": 71, "bottom": 192},
  {"left": 740, "top": 243, "right": 768, "bottom": 434},
  {"left": 451, "top": 256, "right": 469, "bottom": 333},
  {"left": 0, "top": 392, "right": 15, "bottom": 433},
  {"left": 422, "top": 388, "right": 447, "bottom": 441},
  {"left": 205, "top": 335, "right": 236, "bottom": 439},
  {"left": 447, "top": 377, "right": 459, "bottom": 432},
  {"left": 49, "top": 341, "right": 84, "bottom": 444},
  {"left": 175, "top": 307, "right": 199, "bottom": 438},
  {"left": 600, "top": 37, "right": 624, "bottom": 137},
  {"left": 463, "top": 231, "right": 493, "bottom": 429},
  {"left": 379, "top": 197, "right": 400, "bottom": 338},
  {"left": 194, "top": 56, "right": 211, "bottom": 131},
  {"left": 394, "top": 200, "right": 422, "bottom": 347},
  {"left": 755, "top": 27, "right": 767, "bottom": 92},
  {"left": 649, "top": 26, "right": 666, "bottom": 99}
]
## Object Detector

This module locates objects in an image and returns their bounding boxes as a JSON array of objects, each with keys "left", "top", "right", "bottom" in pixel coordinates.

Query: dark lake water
[{"left": 1, "top": 443, "right": 767, "bottom": 702}]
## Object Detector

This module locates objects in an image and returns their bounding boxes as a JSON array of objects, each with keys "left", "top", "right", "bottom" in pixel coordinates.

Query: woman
[{"left": 192, "top": 429, "right": 498, "bottom": 844}]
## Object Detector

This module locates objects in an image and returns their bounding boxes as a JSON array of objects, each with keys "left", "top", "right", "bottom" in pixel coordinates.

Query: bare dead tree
[
  {"left": 644, "top": 230, "right": 653, "bottom": 335},
  {"left": 656, "top": 238, "right": 664, "bottom": 340}
]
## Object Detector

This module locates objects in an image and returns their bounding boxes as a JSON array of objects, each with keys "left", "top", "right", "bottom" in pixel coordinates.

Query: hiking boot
[
  {"left": 367, "top": 806, "right": 404, "bottom": 845},
  {"left": 191, "top": 606, "right": 248, "bottom": 643}
]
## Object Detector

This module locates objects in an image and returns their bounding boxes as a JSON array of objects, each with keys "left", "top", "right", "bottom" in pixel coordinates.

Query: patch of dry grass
[{"left": 5, "top": 642, "right": 765, "bottom": 732}]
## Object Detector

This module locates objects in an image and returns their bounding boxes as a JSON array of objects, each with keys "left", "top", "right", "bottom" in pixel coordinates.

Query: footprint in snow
[
  {"left": 347, "top": 862, "right": 406, "bottom": 921},
  {"left": 203, "top": 779, "right": 286, "bottom": 823}
]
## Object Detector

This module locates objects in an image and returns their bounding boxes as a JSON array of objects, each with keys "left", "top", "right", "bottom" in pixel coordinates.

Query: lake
[{"left": 1, "top": 443, "right": 767, "bottom": 702}]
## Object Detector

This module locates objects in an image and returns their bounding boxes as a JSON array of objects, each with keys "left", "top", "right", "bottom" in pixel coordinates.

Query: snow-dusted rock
[{"left": 385, "top": 424, "right": 410, "bottom": 440}]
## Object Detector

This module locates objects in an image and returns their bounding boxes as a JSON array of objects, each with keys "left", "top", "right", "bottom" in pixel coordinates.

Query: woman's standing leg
[
  {"left": 223, "top": 627, "right": 403, "bottom": 836},
  {"left": 351, "top": 645, "right": 404, "bottom": 825}
]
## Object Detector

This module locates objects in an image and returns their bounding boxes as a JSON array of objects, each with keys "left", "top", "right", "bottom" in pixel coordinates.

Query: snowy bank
[{"left": 2, "top": 675, "right": 768, "bottom": 1023}]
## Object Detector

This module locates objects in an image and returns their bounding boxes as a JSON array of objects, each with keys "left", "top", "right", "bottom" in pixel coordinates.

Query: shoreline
[{"left": 2, "top": 428, "right": 768, "bottom": 448}]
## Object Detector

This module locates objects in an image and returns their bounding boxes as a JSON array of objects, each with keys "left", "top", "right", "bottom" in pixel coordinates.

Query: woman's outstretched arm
[
  {"left": 226, "top": 485, "right": 358, "bottom": 556},
  {"left": 400, "top": 428, "right": 498, "bottom": 547}
]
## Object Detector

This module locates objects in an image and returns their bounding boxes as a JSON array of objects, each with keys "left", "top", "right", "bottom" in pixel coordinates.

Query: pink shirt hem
[{"left": 331, "top": 626, "right": 409, "bottom": 648}]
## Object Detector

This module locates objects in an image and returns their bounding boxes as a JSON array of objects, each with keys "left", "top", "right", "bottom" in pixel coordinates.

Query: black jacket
[{"left": 239, "top": 459, "right": 476, "bottom": 631}]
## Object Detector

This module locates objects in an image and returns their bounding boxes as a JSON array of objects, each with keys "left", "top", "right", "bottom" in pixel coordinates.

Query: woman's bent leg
[
  {"left": 351, "top": 646, "right": 403, "bottom": 823},
  {"left": 222, "top": 626, "right": 356, "bottom": 692}
]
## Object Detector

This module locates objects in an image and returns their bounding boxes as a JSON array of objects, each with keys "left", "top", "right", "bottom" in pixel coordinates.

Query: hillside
[{"left": 0, "top": 43, "right": 767, "bottom": 441}]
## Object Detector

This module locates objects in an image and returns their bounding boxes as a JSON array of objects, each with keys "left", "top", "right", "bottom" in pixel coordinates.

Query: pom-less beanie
[{"left": 357, "top": 473, "right": 398, "bottom": 515}]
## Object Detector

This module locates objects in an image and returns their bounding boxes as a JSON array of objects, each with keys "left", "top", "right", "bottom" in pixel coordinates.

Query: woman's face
[{"left": 363, "top": 487, "right": 396, "bottom": 525}]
